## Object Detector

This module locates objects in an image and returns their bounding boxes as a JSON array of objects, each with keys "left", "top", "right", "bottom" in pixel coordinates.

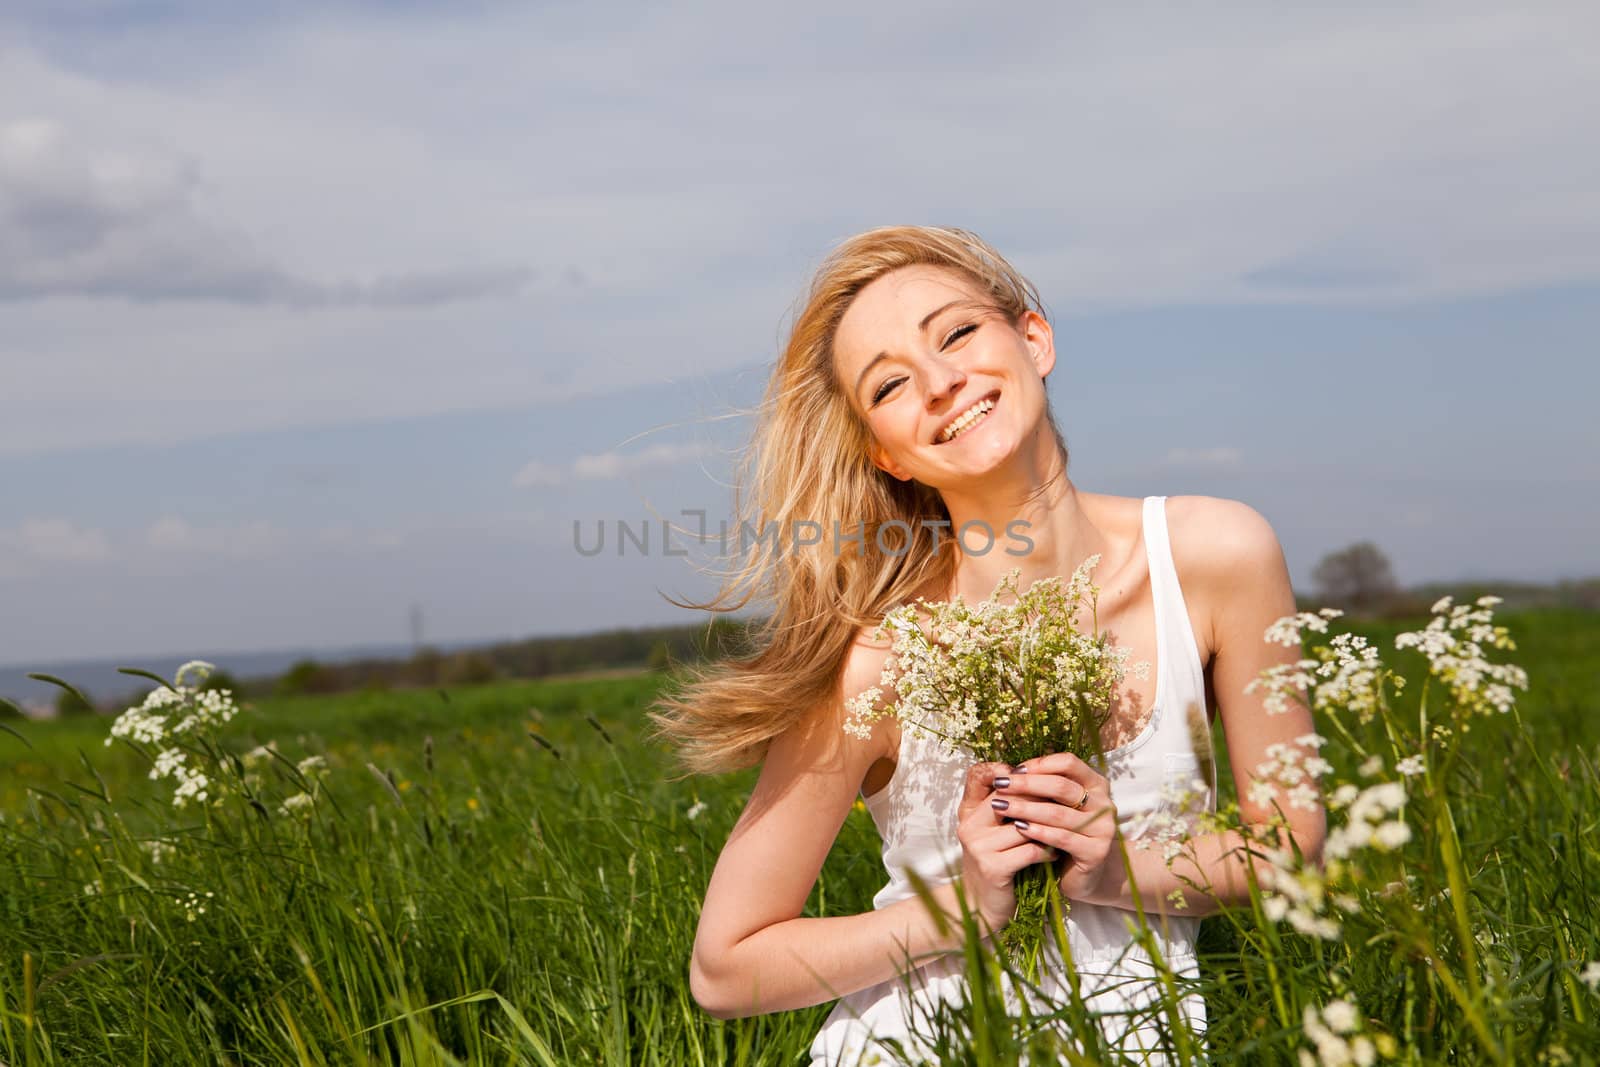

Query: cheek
[{"left": 867, "top": 403, "right": 914, "bottom": 438}]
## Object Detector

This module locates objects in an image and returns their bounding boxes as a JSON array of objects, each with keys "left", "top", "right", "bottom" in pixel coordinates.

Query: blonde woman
[{"left": 650, "top": 226, "right": 1325, "bottom": 1064}]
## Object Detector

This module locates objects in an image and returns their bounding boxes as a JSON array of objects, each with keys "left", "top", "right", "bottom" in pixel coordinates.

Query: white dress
[{"left": 808, "top": 496, "right": 1216, "bottom": 1066}]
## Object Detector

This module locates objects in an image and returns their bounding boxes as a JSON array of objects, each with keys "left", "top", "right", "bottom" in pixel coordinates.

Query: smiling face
[{"left": 832, "top": 264, "right": 1056, "bottom": 487}]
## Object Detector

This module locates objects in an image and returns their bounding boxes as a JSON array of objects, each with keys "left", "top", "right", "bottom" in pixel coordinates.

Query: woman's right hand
[{"left": 955, "top": 762, "right": 1059, "bottom": 937}]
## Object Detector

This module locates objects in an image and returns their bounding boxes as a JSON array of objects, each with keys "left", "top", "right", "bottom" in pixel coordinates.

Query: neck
[{"left": 938, "top": 434, "right": 1110, "bottom": 601}]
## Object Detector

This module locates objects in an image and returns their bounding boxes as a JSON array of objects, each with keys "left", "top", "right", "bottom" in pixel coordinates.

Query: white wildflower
[
  {"left": 1369, "top": 825, "right": 1408, "bottom": 851},
  {"left": 1395, "top": 755, "right": 1426, "bottom": 777},
  {"left": 174, "top": 660, "right": 216, "bottom": 687},
  {"left": 176, "top": 889, "right": 213, "bottom": 922},
  {"left": 150, "top": 748, "right": 187, "bottom": 781},
  {"left": 686, "top": 800, "right": 708, "bottom": 821},
  {"left": 1264, "top": 608, "right": 1343, "bottom": 647},
  {"left": 1251, "top": 735, "right": 1331, "bottom": 813},
  {"left": 1321, "top": 998, "right": 1360, "bottom": 1035},
  {"left": 1299, "top": 997, "right": 1388, "bottom": 1067},
  {"left": 103, "top": 660, "right": 247, "bottom": 808},
  {"left": 171, "top": 768, "right": 210, "bottom": 807},
  {"left": 1245, "top": 659, "right": 1317, "bottom": 715},
  {"left": 1288, "top": 782, "right": 1321, "bottom": 811},
  {"left": 278, "top": 792, "right": 314, "bottom": 816},
  {"left": 1580, "top": 961, "right": 1600, "bottom": 991},
  {"left": 141, "top": 839, "right": 177, "bottom": 864},
  {"left": 843, "top": 686, "right": 883, "bottom": 740},
  {"left": 1395, "top": 596, "right": 1527, "bottom": 718}
]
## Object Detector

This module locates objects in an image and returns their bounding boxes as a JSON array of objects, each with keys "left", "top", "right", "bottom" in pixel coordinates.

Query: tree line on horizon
[{"left": 12, "top": 543, "right": 1598, "bottom": 718}]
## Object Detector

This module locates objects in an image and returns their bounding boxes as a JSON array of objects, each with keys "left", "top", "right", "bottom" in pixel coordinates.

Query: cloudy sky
[{"left": 2, "top": 1, "right": 1597, "bottom": 669}]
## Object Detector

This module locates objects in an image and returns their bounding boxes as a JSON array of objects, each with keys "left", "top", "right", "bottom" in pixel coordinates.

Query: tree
[
  {"left": 54, "top": 685, "right": 96, "bottom": 718},
  {"left": 277, "top": 659, "right": 338, "bottom": 697},
  {"left": 1313, "top": 542, "right": 1399, "bottom": 613},
  {"left": 200, "top": 669, "right": 243, "bottom": 696},
  {"left": 440, "top": 651, "right": 500, "bottom": 687}
]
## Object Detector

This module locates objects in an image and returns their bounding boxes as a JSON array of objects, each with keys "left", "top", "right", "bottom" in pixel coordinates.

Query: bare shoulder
[
  {"left": 1163, "top": 496, "right": 1293, "bottom": 653},
  {"left": 839, "top": 623, "right": 892, "bottom": 691},
  {"left": 768, "top": 623, "right": 897, "bottom": 770},
  {"left": 835, "top": 623, "right": 900, "bottom": 758},
  {"left": 1163, "top": 495, "right": 1286, "bottom": 579}
]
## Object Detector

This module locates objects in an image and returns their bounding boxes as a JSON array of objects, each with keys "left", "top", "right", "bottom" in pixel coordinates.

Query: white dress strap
[{"left": 1143, "top": 495, "right": 1213, "bottom": 792}]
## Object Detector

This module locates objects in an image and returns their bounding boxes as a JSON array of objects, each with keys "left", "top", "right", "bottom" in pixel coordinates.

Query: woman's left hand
[{"left": 993, "top": 752, "right": 1123, "bottom": 903}]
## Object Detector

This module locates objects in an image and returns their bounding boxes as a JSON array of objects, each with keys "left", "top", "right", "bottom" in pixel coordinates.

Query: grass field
[{"left": 1, "top": 608, "right": 1597, "bottom": 1065}]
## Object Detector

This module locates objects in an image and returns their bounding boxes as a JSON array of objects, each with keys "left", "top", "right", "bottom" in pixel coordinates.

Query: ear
[
  {"left": 1021, "top": 310, "right": 1056, "bottom": 379},
  {"left": 868, "top": 439, "right": 911, "bottom": 482}
]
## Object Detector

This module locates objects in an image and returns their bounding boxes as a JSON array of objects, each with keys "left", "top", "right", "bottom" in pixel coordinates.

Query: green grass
[{"left": 1, "top": 609, "right": 1597, "bottom": 1064}]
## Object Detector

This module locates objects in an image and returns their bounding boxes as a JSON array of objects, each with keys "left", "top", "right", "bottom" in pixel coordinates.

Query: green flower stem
[{"left": 1436, "top": 795, "right": 1498, "bottom": 1057}]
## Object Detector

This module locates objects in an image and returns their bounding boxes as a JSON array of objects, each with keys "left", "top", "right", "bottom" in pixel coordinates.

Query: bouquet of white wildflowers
[{"left": 844, "top": 555, "right": 1144, "bottom": 979}]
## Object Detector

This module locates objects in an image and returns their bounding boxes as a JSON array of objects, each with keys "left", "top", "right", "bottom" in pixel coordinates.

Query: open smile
[{"left": 934, "top": 390, "right": 1001, "bottom": 445}]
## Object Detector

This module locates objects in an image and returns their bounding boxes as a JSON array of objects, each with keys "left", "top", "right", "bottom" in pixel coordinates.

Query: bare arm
[
  {"left": 688, "top": 692, "right": 964, "bottom": 1019},
  {"left": 689, "top": 633, "right": 1056, "bottom": 1019}
]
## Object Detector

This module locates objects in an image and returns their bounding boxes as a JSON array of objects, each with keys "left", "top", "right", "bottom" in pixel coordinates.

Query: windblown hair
[{"left": 648, "top": 226, "right": 1070, "bottom": 775}]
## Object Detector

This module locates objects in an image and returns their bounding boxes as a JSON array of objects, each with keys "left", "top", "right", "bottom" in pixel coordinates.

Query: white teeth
[{"left": 939, "top": 398, "right": 995, "bottom": 443}]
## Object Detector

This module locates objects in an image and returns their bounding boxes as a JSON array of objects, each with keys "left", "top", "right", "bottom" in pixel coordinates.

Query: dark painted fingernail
[
  {"left": 1015, "top": 764, "right": 1030, "bottom": 774},
  {"left": 993, "top": 776, "right": 1010, "bottom": 790},
  {"left": 990, "top": 798, "right": 1009, "bottom": 811},
  {"left": 1013, "top": 820, "right": 1031, "bottom": 831}
]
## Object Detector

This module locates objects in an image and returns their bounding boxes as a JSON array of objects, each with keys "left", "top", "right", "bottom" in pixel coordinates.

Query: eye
[
  {"left": 942, "top": 323, "right": 978, "bottom": 348},
  {"left": 871, "top": 377, "right": 905, "bottom": 405}
]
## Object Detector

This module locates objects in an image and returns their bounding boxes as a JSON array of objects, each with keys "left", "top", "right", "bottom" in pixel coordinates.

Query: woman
[{"left": 650, "top": 226, "right": 1325, "bottom": 1064}]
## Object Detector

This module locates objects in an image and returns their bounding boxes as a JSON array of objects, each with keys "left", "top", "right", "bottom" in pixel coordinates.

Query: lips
[{"left": 934, "top": 390, "right": 1001, "bottom": 445}]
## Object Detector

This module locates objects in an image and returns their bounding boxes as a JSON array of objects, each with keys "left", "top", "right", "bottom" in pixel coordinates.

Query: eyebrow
[{"left": 852, "top": 299, "right": 966, "bottom": 400}]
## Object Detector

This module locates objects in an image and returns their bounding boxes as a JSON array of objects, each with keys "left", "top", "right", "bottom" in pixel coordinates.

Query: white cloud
[
  {"left": 143, "top": 515, "right": 289, "bottom": 558},
  {"left": 1162, "top": 447, "right": 1243, "bottom": 470},
  {"left": 0, "top": 516, "right": 411, "bottom": 581},
  {"left": 0, "top": 517, "right": 112, "bottom": 576},
  {"left": 142, "top": 516, "right": 410, "bottom": 559},
  {"left": 514, "top": 442, "right": 714, "bottom": 488},
  {"left": 0, "top": 3, "right": 1596, "bottom": 458},
  {"left": 509, "top": 459, "right": 566, "bottom": 488},
  {"left": 0, "top": 116, "right": 532, "bottom": 305},
  {"left": 315, "top": 522, "right": 405, "bottom": 550}
]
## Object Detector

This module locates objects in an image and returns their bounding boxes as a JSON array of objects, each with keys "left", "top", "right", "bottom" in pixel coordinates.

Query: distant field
[{"left": 1, "top": 609, "right": 1596, "bottom": 1064}]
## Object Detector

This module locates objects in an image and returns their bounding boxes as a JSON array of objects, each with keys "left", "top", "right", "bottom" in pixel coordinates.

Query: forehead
[{"left": 833, "top": 265, "right": 982, "bottom": 372}]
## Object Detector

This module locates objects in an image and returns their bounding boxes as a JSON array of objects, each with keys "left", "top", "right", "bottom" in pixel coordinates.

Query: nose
[{"left": 924, "top": 358, "right": 966, "bottom": 409}]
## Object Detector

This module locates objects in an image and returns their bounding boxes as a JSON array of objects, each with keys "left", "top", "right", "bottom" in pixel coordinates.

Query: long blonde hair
[{"left": 648, "top": 226, "right": 1069, "bottom": 775}]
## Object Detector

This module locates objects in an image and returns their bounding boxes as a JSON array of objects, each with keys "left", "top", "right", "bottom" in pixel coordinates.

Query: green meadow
[{"left": 1, "top": 608, "right": 1598, "bottom": 1065}]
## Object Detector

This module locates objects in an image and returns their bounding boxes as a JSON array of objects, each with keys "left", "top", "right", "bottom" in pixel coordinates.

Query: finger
[
  {"left": 962, "top": 791, "right": 1008, "bottom": 833},
  {"left": 990, "top": 836, "right": 1060, "bottom": 875},
  {"left": 974, "top": 821, "right": 1038, "bottom": 852},
  {"left": 989, "top": 794, "right": 1111, "bottom": 833},
  {"left": 1011, "top": 752, "right": 1105, "bottom": 788},
  {"left": 997, "top": 773, "right": 1099, "bottom": 811},
  {"left": 958, "top": 761, "right": 1014, "bottom": 820},
  {"left": 1011, "top": 820, "right": 1102, "bottom": 857}
]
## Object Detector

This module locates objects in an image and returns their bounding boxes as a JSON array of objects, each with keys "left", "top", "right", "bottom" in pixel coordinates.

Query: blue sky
[{"left": 1, "top": 3, "right": 1597, "bottom": 667}]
